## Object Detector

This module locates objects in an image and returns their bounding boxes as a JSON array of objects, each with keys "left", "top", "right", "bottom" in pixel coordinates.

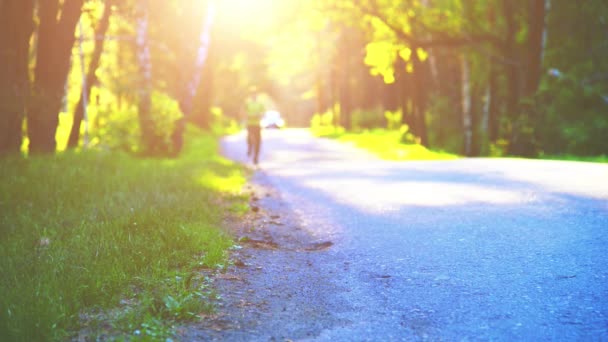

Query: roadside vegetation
[
  {"left": 0, "top": 130, "right": 246, "bottom": 341},
  {"left": 538, "top": 154, "right": 608, "bottom": 163},
  {"left": 311, "top": 110, "right": 459, "bottom": 161},
  {"left": 312, "top": 126, "right": 458, "bottom": 161},
  {"left": 311, "top": 111, "right": 607, "bottom": 163}
]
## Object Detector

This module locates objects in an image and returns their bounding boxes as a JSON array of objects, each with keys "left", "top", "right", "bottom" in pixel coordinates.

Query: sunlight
[{"left": 215, "top": 0, "right": 280, "bottom": 31}]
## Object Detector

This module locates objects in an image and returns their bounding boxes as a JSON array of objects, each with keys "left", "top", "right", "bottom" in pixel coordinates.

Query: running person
[{"left": 245, "top": 93, "right": 265, "bottom": 164}]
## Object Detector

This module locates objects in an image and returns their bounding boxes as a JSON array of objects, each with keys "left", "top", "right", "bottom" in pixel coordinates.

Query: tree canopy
[{"left": 0, "top": 0, "right": 606, "bottom": 157}]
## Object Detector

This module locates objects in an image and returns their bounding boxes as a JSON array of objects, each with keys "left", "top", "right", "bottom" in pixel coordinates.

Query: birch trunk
[{"left": 172, "top": 1, "right": 215, "bottom": 155}]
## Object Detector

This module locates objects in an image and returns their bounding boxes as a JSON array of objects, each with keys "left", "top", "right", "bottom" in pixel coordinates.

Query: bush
[{"left": 351, "top": 108, "right": 385, "bottom": 130}]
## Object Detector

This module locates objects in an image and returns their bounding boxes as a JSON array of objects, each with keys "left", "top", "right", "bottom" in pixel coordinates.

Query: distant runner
[{"left": 245, "top": 91, "right": 265, "bottom": 164}]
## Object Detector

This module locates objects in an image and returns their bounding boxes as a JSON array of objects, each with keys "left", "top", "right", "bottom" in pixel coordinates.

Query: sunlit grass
[
  {"left": 312, "top": 127, "right": 459, "bottom": 161},
  {"left": 0, "top": 128, "right": 246, "bottom": 341}
]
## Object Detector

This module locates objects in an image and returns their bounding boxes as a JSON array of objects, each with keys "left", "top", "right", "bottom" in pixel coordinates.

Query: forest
[{"left": 0, "top": 0, "right": 607, "bottom": 158}]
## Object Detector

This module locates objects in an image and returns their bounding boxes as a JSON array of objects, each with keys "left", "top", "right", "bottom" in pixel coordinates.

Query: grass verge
[
  {"left": 312, "top": 127, "right": 459, "bottom": 161},
  {"left": 0, "top": 129, "right": 246, "bottom": 341},
  {"left": 539, "top": 154, "right": 608, "bottom": 163}
]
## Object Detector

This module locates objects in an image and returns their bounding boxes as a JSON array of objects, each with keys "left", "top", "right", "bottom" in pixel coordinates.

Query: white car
[{"left": 260, "top": 110, "right": 285, "bottom": 129}]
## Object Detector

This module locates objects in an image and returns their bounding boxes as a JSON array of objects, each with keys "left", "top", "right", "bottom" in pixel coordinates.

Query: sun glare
[{"left": 215, "top": 0, "right": 279, "bottom": 28}]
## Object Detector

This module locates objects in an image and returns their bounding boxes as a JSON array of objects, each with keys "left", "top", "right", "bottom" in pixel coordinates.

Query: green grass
[
  {"left": 539, "top": 154, "right": 608, "bottom": 163},
  {"left": 312, "top": 127, "right": 459, "bottom": 161},
  {"left": 0, "top": 129, "right": 246, "bottom": 341}
]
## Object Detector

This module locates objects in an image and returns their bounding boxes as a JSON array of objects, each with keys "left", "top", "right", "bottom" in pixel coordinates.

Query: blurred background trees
[{"left": 0, "top": 0, "right": 606, "bottom": 157}]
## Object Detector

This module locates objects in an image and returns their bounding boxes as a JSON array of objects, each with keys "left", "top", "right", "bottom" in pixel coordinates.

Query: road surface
[{"left": 187, "top": 129, "right": 608, "bottom": 341}]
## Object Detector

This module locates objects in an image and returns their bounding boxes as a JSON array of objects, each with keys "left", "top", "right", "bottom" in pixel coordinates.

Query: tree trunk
[
  {"left": 338, "top": 56, "right": 352, "bottom": 130},
  {"left": 506, "top": 0, "right": 546, "bottom": 156},
  {"left": 135, "top": 0, "right": 157, "bottom": 155},
  {"left": 541, "top": 0, "right": 551, "bottom": 64},
  {"left": 411, "top": 47, "right": 429, "bottom": 146},
  {"left": 330, "top": 61, "right": 339, "bottom": 127},
  {"left": 461, "top": 53, "right": 473, "bottom": 156},
  {"left": 67, "top": 0, "right": 114, "bottom": 149},
  {"left": 0, "top": 0, "right": 34, "bottom": 155},
  {"left": 524, "top": 0, "right": 547, "bottom": 98},
  {"left": 173, "top": 2, "right": 215, "bottom": 155},
  {"left": 396, "top": 57, "right": 414, "bottom": 130},
  {"left": 502, "top": 0, "right": 519, "bottom": 121},
  {"left": 486, "top": 3, "right": 500, "bottom": 144},
  {"left": 29, "top": 0, "right": 84, "bottom": 154},
  {"left": 481, "top": 84, "right": 490, "bottom": 150},
  {"left": 189, "top": 53, "right": 214, "bottom": 129},
  {"left": 488, "top": 63, "right": 499, "bottom": 142}
]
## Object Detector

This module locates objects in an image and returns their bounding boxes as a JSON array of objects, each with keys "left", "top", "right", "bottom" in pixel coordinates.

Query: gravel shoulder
[{"left": 181, "top": 170, "right": 346, "bottom": 341}]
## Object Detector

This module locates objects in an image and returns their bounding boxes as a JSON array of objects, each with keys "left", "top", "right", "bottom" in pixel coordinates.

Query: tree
[
  {"left": 29, "top": 0, "right": 85, "bottom": 154},
  {"left": 172, "top": 0, "right": 215, "bottom": 155},
  {"left": 68, "top": 0, "right": 115, "bottom": 149},
  {"left": 0, "top": 0, "right": 34, "bottom": 155},
  {"left": 68, "top": 0, "right": 114, "bottom": 148}
]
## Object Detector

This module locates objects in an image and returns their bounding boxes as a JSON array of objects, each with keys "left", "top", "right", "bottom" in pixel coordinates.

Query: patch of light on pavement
[
  {"left": 300, "top": 179, "right": 528, "bottom": 212},
  {"left": 493, "top": 159, "right": 608, "bottom": 200}
]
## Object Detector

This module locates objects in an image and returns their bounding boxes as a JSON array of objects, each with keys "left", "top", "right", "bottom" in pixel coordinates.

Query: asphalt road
[{"left": 211, "top": 128, "right": 608, "bottom": 341}]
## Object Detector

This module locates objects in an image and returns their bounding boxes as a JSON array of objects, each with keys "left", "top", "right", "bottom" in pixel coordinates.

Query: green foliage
[
  {"left": 312, "top": 126, "right": 458, "bottom": 161},
  {"left": 536, "top": 79, "right": 608, "bottom": 156},
  {"left": 489, "top": 139, "right": 509, "bottom": 157},
  {"left": 384, "top": 109, "right": 402, "bottom": 130},
  {"left": 538, "top": 0, "right": 608, "bottom": 156},
  {"left": 310, "top": 109, "right": 341, "bottom": 136},
  {"left": 0, "top": 129, "right": 245, "bottom": 340},
  {"left": 365, "top": 41, "right": 399, "bottom": 83},
  {"left": 351, "top": 108, "right": 386, "bottom": 130},
  {"left": 425, "top": 95, "right": 462, "bottom": 154},
  {"left": 538, "top": 154, "right": 608, "bottom": 163},
  {"left": 150, "top": 91, "right": 183, "bottom": 144},
  {"left": 399, "top": 124, "right": 419, "bottom": 145},
  {"left": 92, "top": 103, "right": 141, "bottom": 153},
  {"left": 5, "top": 0, "right": 608, "bottom": 159},
  {"left": 210, "top": 106, "right": 241, "bottom": 136}
]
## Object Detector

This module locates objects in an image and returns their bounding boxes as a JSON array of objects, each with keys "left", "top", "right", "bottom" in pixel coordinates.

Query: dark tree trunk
[
  {"left": 29, "top": 0, "right": 84, "bottom": 154},
  {"left": 524, "top": 0, "right": 546, "bottom": 98},
  {"left": 338, "top": 63, "right": 352, "bottom": 130},
  {"left": 395, "top": 57, "right": 414, "bottom": 130},
  {"left": 411, "top": 47, "right": 429, "bottom": 146},
  {"left": 358, "top": 60, "right": 382, "bottom": 111},
  {"left": 0, "top": 0, "right": 34, "bottom": 155},
  {"left": 430, "top": 48, "right": 453, "bottom": 146},
  {"left": 315, "top": 30, "right": 328, "bottom": 117},
  {"left": 339, "top": 27, "right": 354, "bottom": 130},
  {"left": 330, "top": 61, "right": 340, "bottom": 127},
  {"left": 502, "top": 0, "right": 525, "bottom": 155},
  {"left": 502, "top": 0, "right": 519, "bottom": 121},
  {"left": 488, "top": 63, "right": 499, "bottom": 142},
  {"left": 135, "top": 0, "right": 159, "bottom": 155},
  {"left": 68, "top": 0, "right": 114, "bottom": 149},
  {"left": 470, "top": 73, "right": 482, "bottom": 156},
  {"left": 486, "top": 4, "right": 500, "bottom": 144},
  {"left": 461, "top": 53, "right": 473, "bottom": 156},
  {"left": 504, "top": 0, "right": 546, "bottom": 156}
]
